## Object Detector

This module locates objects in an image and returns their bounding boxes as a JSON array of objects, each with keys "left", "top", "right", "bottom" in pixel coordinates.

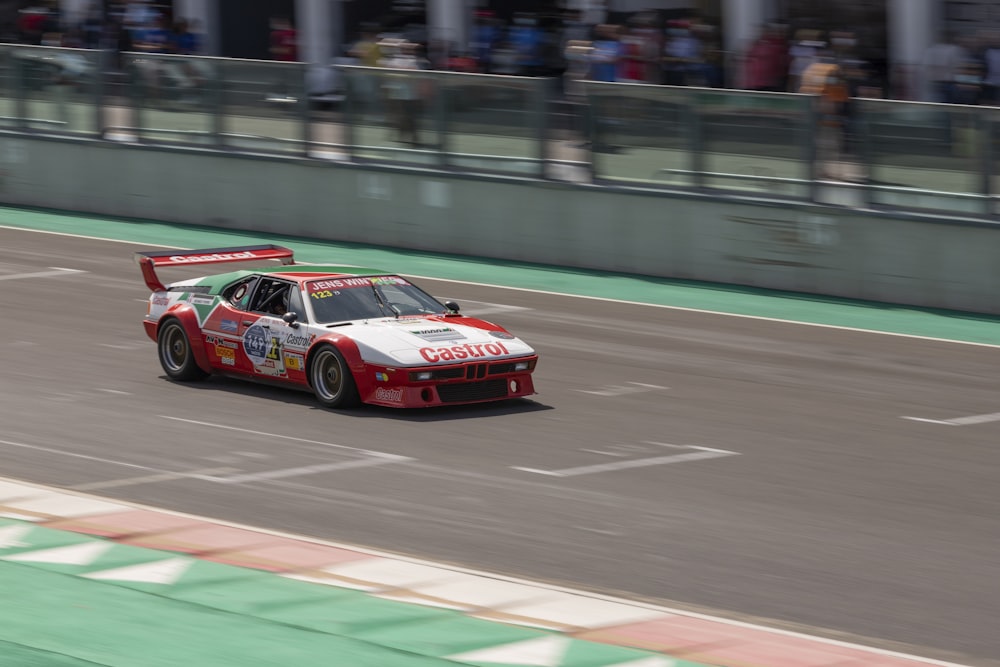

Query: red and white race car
[{"left": 137, "top": 244, "right": 538, "bottom": 408}]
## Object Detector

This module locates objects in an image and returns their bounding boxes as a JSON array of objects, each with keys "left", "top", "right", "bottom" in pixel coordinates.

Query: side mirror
[
  {"left": 444, "top": 300, "right": 460, "bottom": 314},
  {"left": 282, "top": 311, "right": 300, "bottom": 328}
]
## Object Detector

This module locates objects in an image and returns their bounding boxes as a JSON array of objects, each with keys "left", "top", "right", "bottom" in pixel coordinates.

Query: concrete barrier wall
[{"left": 2, "top": 135, "right": 999, "bottom": 314}]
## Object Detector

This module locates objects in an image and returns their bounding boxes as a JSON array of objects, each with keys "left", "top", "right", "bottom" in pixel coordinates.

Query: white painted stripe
[
  {"left": 197, "top": 457, "right": 413, "bottom": 484},
  {"left": 0, "top": 524, "right": 33, "bottom": 548},
  {"left": 0, "top": 438, "right": 167, "bottom": 474},
  {"left": 4, "top": 494, "right": 129, "bottom": 518},
  {"left": 84, "top": 557, "right": 192, "bottom": 584},
  {"left": 69, "top": 468, "right": 239, "bottom": 492},
  {"left": 903, "top": 412, "right": 1000, "bottom": 426},
  {"left": 497, "top": 593, "right": 668, "bottom": 628},
  {"left": 321, "top": 559, "right": 467, "bottom": 588},
  {"left": 159, "top": 416, "right": 409, "bottom": 461},
  {"left": 3, "top": 225, "right": 998, "bottom": 351},
  {"left": 513, "top": 446, "right": 738, "bottom": 478},
  {"left": 0, "top": 480, "right": 46, "bottom": 502},
  {"left": 0, "top": 474, "right": 973, "bottom": 667},
  {"left": 448, "top": 636, "right": 570, "bottom": 666},
  {"left": 4, "top": 541, "right": 112, "bottom": 565},
  {"left": 406, "top": 574, "right": 558, "bottom": 608},
  {"left": 0, "top": 267, "right": 85, "bottom": 281},
  {"left": 944, "top": 412, "right": 1000, "bottom": 425}
]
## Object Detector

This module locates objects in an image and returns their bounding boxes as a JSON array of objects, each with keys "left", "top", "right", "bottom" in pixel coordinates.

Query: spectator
[
  {"left": 123, "top": 0, "right": 159, "bottom": 33},
  {"left": 589, "top": 23, "right": 622, "bottom": 82},
  {"left": 471, "top": 10, "right": 501, "bottom": 73},
  {"left": 662, "top": 20, "right": 701, "bottom": 86},
  {"left": 269, "top": 16, "right": 297, "bottom": 62},
  {"left": 922, "top": 32, "right": 967, "bottom": 103},
  {"left": 382, "top": 41, "right": 428, "bottom": 146},
  {"left": 80, "top": 3, "right": 104, "bottom": 49},
  {"left": 800, "top": 50, "right": 849, "bottom": 177},
  {"left": 350, "top": 25, "right": 385, "bottom": 118},
  {"left": 981, "top": 30, "right": 1000, "bottom": 105},
  {"left": 787, "top": 29, "right": 823, "bottom": 92},
  {"left": 509, "top": 12, "right": 543, "bottom": 76},
  {"left": 351, "top": 25, "right": 383, "bottom": 67},
  {"left": 743, "top": 24, "right": 787, "bottom": 92},
  {"left": 268, "top": 16, "right": 298, "bottom": 100}
]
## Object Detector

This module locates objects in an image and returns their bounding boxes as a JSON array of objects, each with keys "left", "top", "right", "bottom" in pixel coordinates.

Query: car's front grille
[{"left": 437, "top": 379, "right": 508, "bottom": 403}]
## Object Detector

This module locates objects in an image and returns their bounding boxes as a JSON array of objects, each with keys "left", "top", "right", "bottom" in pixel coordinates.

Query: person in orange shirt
[{"left": 800, "top": 52, "right": 849, "bottom": 177}]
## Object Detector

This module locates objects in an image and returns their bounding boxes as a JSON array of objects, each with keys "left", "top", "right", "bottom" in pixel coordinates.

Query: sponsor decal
[
  {"left": 232, "top": 284, "right": 248, "bottom": 301},
  {"left": 243, "top": 324, "right": 270, "bottom": 365},
  {"left": 220, "top": 319, "right": 238, "bottom": 333},
  {"left": 152, "top": 295, "right": 170, "bottom": 306},
  {"left": 284, "top": 333, "right": 312, "bottom": 348},
  {"left": 489, "top": 330, "right": 515, "bottom": 340},
  {"left": 169, "top": 251, "right": 257, "bottom": 263},
  {"left": 375, "top": 372, "right": 389, "bottom": 382},
  {"left": 308, "top": 276, "right": 407, "bottom": 294},
  {"left": 283, "top": 353, "right": 303, "bottom": 371},
  {"left": 217, "top": 346, "right": 236, "bottom": 365},
  {"left": 410, "top": 327, "right": 463, "bottom": 342},
  {"left": 374, "top": 387, "right": 404, "bottom": 402},
  {"left": 191, "top": 295, "right": 215, "bottom": 305},
  {"left": 370, "top": 276, "right": 408, "bottom": 286},
  {"left": 419, "top": 342, "right": 509, "bottom": 362},
  {"left": 207, "top": 335, "right": 238, "bottom": 348}
]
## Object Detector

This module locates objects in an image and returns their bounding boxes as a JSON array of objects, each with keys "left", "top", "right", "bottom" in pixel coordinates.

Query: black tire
[
  {"left": 157, "top": 319, "right": 209, "bottom": 382},
  {"left": 309, "top": 344, "right": 360, "bottom": 408}
]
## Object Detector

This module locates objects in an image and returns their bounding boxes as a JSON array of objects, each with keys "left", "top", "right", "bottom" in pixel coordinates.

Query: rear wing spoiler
[{"left": 135, "top": 244, "right": 295, "bottom": 292}]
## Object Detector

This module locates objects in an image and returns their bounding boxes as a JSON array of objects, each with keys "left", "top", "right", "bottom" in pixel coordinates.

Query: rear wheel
[
  {"left": 309, "top": 345, "right": 360, "bottom": 408},
  {"left": 157, "top": 319, "right": 209, "bottom": 381}
]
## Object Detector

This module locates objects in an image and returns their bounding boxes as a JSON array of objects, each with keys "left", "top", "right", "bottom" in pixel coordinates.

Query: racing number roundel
[{"left": 243, "top": 324, "right": 269, "bottom": 365}]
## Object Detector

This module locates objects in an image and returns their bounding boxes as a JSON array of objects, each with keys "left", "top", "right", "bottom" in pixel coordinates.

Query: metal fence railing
[{"left": 1, "top": 44, "right": 998, "bottom": 218}]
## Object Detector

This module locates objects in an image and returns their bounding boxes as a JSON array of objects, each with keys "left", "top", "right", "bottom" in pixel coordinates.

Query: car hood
[{"left": 330, "top": 317, "right": 534, "bottom": 366}]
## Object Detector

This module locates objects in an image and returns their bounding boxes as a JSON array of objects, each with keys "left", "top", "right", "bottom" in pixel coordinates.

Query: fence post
[
  {"left": 803, "top": 95, "right": 819, "bottom": 202},
  {"left": 299, "top": 63, "right": 310, "bottom": 157},
  {"left": 859, "top": 99, "right": 874, "bottom": 208},
  {"left": 978, "top": 108, "right": 992, "bottom": 215},
  {"left": 211, "top": 59, "right": 224, "bottom": 149},
  {"left": 15, "top": 49, "right": 27, "bottom": 131},
  {"left": 688, "top": 89, "right": 704, "bottom": 190},
  {"left": 535, "top": 76, "right": 549, "bottom": 179},
  {"left": 433, "top": 73, "right": 449, "bottom": 169}
]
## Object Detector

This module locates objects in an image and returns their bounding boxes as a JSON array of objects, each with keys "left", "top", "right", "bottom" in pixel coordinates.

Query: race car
[{"left": 136, "top": 244, "right": 538, "bottom": 408}]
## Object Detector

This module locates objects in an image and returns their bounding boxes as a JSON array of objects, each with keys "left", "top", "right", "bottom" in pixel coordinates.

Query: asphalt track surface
[{"left": 2, "top": 220, "right": 999, "bottom": 666}]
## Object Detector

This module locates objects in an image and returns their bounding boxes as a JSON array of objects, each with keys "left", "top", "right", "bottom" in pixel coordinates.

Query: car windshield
[{"left": 306, "top": 276, "right": 447, "bottom": 323}]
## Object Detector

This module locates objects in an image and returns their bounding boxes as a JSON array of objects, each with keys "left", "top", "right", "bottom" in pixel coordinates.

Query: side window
[
  {"left": 250, "top": 279, "right": 292, "bottom": 316},
  {"left": 223, "top": 277, "right": 258, "bottom": 311},
  {"left": 287, "top": 286, "right": 308, "bottom": 322}
]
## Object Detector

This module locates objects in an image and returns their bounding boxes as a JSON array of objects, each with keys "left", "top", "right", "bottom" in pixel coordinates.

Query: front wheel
[
  {"left": 309, "top": 345, "right": 360, "bottom": 408},
  {"left": 157, "top": 319, "right": 209, "bottom": 381}
]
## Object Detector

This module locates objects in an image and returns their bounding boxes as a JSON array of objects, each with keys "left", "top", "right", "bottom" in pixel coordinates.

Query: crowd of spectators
[
  {"left": 6, "top": 1, "right": 1000, "bottom": 111},
  {"left": 7, "top": 2, "right": 202, "bottom": 61}
]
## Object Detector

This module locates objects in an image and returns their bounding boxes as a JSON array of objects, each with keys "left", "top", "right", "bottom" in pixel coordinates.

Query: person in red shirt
[
  {"left": 743, "top": 24, "right": 788, "bottom": 92},
  {"left": 268, "top": 17, "right": 298, "bottom": 100},
  {"left": 269, "top": 17, "right": 297, "bottom": 62}
]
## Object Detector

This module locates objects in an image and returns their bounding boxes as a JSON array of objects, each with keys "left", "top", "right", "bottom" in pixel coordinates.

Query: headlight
[
  {"left": 513, "top": 361, "right": 530, "bottom": 371},
  {"left": 412, "top": 371, "right": 433, "bottom": 381}
]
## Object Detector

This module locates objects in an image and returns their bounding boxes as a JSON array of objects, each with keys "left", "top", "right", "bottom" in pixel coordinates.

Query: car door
[
  {"left": 201, "top": 275, "right": 259, "bottom": 374},
  {"left": 238, "top": 278, "right": 300, "bottom": 380}
]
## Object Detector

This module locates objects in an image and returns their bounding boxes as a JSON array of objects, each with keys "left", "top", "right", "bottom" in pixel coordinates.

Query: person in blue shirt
[{"left": 590, "top": 24, "right": 622, "bottom": 82}]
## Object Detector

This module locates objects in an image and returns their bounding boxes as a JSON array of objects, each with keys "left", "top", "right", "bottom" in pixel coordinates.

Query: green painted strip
[
  {"left": 0, "top": 521, "right": 712, "bottom": 667},
  {"left": 3, "top": 205, "right": 998, "bottom": 344}
]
